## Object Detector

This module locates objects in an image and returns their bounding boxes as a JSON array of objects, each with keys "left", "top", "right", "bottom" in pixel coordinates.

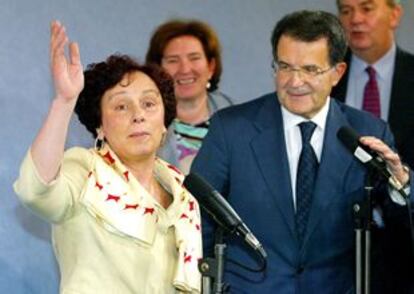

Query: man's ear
[
  {"left": 331, "top": 62, "right": 347, "bottom": 86},
  {"left": 390, "top": 4, "right": 403, "bottom": 30}
]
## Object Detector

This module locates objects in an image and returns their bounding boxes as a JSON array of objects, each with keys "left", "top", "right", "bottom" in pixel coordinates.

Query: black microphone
[
  {"left": 337, "top": 126, "right": 407, "bottom": 197},
  {"left": 183, "top": 172, "right": 267, "bottom": 259}
]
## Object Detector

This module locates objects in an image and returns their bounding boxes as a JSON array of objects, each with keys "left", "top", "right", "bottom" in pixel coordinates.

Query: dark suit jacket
[
  {"left": 331, "top": 48, "right": 414, "bottom": 169},
  {"left": 331, "top": 48, "right": 414, "bottom": 293},
  {"left": 191, "top": 93, "right": 413, "bottom": 294}
]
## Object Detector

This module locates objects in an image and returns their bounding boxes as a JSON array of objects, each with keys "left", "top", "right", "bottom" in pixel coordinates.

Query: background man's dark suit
[{"left": 331, "top": 48, "right": 414, "bottom": 294}]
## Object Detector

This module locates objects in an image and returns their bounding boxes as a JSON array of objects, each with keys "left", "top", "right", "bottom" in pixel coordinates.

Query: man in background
[
  {"left": 332, "top": 0, "right": 414, "bottom": 168},
  {"left": 332, "top": 1, "right": 414, "bottom": 292}
]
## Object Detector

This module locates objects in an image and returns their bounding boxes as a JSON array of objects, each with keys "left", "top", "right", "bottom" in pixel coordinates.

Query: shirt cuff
[{"left": 388, "top": 185, "right": 410, "bottom": 206}]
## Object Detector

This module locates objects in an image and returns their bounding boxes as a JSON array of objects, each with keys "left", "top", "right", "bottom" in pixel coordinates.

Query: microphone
[
  {"left": 183, "top": 172, "right": 267, "bottom": 259},
  {"left": 337, "top": 126, "right": 407, "bottom": 197}
]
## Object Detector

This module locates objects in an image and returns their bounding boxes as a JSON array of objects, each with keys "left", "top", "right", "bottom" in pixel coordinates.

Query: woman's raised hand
[{"left": 50, "top": 20, "right": 84, "bottom": 102}]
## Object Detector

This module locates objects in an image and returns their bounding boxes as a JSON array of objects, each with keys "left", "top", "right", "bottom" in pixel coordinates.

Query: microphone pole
[
  {"left": 353, "top": 168, "right": 375, "bottom": 294},
  {"left": 199, "top": 227, "right": 228, "bottom": 294},
  {"left": 336, "top": 126, "right": 380, "bottom": 294}
]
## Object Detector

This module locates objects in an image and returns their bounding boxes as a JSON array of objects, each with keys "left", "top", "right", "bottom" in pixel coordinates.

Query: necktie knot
[
  {"left": 366, "top": 66, "right": 376, "bottom": 80},
  {"left": 299, "top": 121, "right": 317, "bottom": 144}
]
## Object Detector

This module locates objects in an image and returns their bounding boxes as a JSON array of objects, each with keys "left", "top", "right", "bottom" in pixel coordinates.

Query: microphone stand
[
  {"left": 353, "top": 169, "right": 375, "bottom": 294},
  {"left": 199, "top": 228, "right": 229, "bottom": 294}
]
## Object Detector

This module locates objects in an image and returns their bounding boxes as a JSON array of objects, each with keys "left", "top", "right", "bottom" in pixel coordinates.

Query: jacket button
[{"left": 296, "top": 266, "right": 305, "bottom": 275}]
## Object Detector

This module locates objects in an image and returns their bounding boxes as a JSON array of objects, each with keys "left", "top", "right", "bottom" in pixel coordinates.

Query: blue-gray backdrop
[{"left": 1, "top": 0, "right": 413, "bottom": 292}]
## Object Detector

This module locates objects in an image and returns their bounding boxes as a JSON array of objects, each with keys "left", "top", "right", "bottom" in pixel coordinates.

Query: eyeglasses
[{"left": 272, "top": 60, "right": 334, "bottom": 78}]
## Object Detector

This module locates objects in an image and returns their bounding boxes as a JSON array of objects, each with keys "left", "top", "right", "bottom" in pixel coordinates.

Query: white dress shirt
[
  {"left": 280, "top": 97, "right": 407, "bottom": 212},
  {"left": 281, "top": 98, "right": 330, "bottom": 209}
]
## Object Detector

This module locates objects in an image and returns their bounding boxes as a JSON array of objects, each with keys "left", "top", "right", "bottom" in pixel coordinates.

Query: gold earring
[{"left": 95, "top": 130, "right": 105, "bottom": 150}]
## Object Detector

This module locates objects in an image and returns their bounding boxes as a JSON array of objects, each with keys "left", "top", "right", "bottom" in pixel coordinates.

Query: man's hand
[{"left": 360, "top": 136, "right": 409, "bottom": 186}]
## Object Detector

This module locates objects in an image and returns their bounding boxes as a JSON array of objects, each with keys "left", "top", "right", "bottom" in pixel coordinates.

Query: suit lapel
[
  {"left": 388, "top": 47, "right": 414, "bottom": 127},
  {"left": 250, "top": 95, "right": 297, "bottom": 239},
  {"left": 388, "top": 47, "right": 402, "bottom": 126},
  {"left": 303, "top": 100, "right": 353, "bottom": 246}
]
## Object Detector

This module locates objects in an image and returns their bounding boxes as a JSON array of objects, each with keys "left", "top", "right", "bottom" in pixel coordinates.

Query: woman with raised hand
[{"left": 14, "top": 21, "right": 202, "bottom": 294}]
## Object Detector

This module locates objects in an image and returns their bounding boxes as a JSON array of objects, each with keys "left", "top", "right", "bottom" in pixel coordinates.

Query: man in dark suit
[
  {"left": 333, "top": 1, "right": 414, "bottom": 292},
  {"left": 332, "top": 0, "right": 414, "bottom": 169},
  {"left": 191, "top": 10, "right": 413, "bottom": 293}
]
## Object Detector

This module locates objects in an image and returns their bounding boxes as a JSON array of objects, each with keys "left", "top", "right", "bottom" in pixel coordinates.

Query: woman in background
[
  {"left": 146, "top": 19, "right": 233, "bottom": 174},
  {"left": 14, "top": 21, "right": 201, "bottom": 294}
]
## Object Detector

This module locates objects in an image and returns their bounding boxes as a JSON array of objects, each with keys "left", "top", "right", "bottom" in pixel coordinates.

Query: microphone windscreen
[
  {"left": 183, "top": 172, "right": 214, "bottom": 200},
  {"left": 184, "top": 172, "right": 242, "bottom": 230},
  {"left": 337, "top": 126, "right": 360, "bottom": 152}
]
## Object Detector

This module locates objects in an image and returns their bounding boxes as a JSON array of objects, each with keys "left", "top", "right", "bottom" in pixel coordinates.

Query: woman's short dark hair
[
  {"left": 145, "top": 19, "right": 222, "bottom": 92},
  {"left": 75, "top": 54, "right": 176, "bottom": 138},
  {"left": 271, "top": 10, "right": 347, "bottom": 66}
]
